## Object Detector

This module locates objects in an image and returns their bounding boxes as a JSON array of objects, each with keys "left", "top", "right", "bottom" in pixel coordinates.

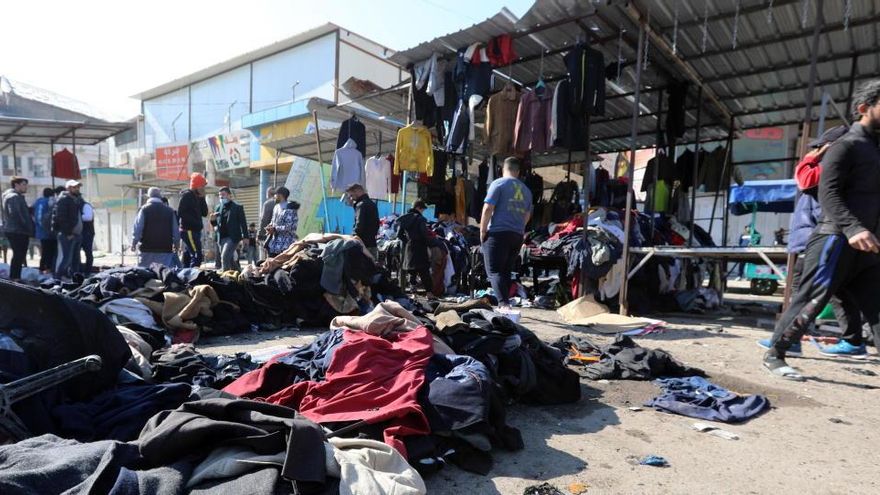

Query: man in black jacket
[
  {"left": 51, "top": 179, "right": 84, "bottom": 280},
  {"left": 345, "top": 183, "right": 379, "bottom": 259},
  {"left": 178, "top": 173, "right": 209, "bottom": 268},
  {"left": 132, "top": 187, "right": 180, "bottom": 268},
  {"left": 210, "top": 187, "right": 248, "bottom": 271},
  {"left": 396, "top": 201, "right": 433, "bottom": 295},
  {"left": 2, "top": 176, "right": 34, "bottom": 280},
  {"left": 765, "top": 80, "right": 880, "bottom": 379}
]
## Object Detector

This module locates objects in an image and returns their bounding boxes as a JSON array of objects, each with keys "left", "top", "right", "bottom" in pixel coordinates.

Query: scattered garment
[
  {"left": 261, "top": 327, "right": 435, "bottom": 457},
  {"left": 51, "top": 382, "right": 192, "bottom": 442},
  {"left": 331, "top": 301, "right": 421, "bottom": 336},
  {"left": 583, "top": 335, "right": 705, "bottom": 381},
  {"left": 328, "top": 437, "right": 427, "bottom": 495},
  {"left": 152, "top": 344, "right": 259, "bottom": 389},
  {"left": 645, "top": 377, "right": 770, "bottom": 423}
]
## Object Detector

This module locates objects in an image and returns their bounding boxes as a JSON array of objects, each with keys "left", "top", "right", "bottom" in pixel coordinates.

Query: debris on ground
[
  {"left": 523, "top": 482, "right": 565, "bottom": 495},
  {"left": 843, "top": 367, "right": 877, "bottom": 377},
  {"left": 828, "top": 417, "right": 852, "bottom": 425},
  {"left": 692, "top": 422, "right": 740, "bottom": 440},
  {"left": 638, "top": 455, "right": 669, "bottom": 467},
  {"left": 568, "top": 482, "right": 589, "bottom": 494}
]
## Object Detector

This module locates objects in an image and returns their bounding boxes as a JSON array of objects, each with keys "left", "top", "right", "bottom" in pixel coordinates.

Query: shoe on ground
[
  {"left": 757, "top": 338, "right": 802, "bottom": 357},
  {"left": 820, "top": 340, "right": 869, "bottom": 359}
]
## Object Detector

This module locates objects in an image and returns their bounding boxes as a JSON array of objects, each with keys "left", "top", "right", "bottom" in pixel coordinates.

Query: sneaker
[
  {"left": 820, "top": 340, "right": 869, "bottom": 359},
  {"left": 757, "top": 338, "right": 803, "bottom": 357}
]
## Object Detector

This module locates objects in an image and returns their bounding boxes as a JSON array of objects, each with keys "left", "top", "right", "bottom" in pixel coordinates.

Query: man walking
[
  {"left": 2, "top": 176, "right": 34, "bottom": 281},
  {"left": 33, "top": 187, "right": 57, "bottom": 273},
  {"left": 345, "top": 183, "right": 379, "bottom": 259},
  {"left": 764, "top": 80, "right": 880, "bottom": 380},
  {"left": 480, "top": 157, "right": 532, "bottom": 308},
  {"left": 210, "top": 186, "right": 248, "bottom": 271},
  {"left": 178, "top": 173, "right": 208, "bottom": 268},
  {"left": 132, "top": 187, "right": 180, "bottom": 268},
  {"left": 258, "top": 186, "right": 276, "bottom": 259},
  {"left": 52, "top": 179, "right": 84, "bottom": 280}
]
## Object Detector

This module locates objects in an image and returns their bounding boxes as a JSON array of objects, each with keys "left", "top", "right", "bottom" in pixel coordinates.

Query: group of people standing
[
  {"left": 131, "top": 173, "right": 302, "bottom": 271},
  {"left": 2, "top": 177, "right": 94, "bottom": 281}
]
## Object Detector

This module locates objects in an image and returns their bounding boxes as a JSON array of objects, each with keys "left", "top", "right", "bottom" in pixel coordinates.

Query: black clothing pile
[
  {"left": 151, "top": 344, "right": 260, "bottom": 389},
  {"left": 554, "top": 334, "right": 705, "bottom": 381}
]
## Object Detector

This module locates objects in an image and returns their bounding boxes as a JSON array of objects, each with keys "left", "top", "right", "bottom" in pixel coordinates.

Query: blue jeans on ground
[
  {"left": 56, "top": 233, "right": 82, "bottom": 279},
  {"left": 181, "top": 230, "right": 203, "bottom": 268},
  {"left": 482, "top": 231, "right": 523, "bottom": 305}
]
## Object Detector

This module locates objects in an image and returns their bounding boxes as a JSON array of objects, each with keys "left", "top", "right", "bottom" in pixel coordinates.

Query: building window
[{"left": 0, "top": 156, "right": 12, "bottom": 176}]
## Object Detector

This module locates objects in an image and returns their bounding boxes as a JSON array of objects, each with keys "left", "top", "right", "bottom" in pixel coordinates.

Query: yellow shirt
[{"left": 394, "top": 125, "right": 434, "bottom": 176}]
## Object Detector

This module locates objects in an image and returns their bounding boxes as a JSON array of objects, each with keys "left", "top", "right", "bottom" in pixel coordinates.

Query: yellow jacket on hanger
[{"left": 394, "top": 125, "right": 434, "bottom": 176}]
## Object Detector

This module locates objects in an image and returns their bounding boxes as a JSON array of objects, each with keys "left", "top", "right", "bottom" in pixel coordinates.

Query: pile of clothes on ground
[
  {"left": 43, "top": 233, "right": 406, "bottom": 343},
  {"left": 523, "top": 206, "right": 721, "bottom": 314},
  {"left": 222, "top": 298, "right": 582, "bottom": 478},
  {"left": 0, "top": 280, "right": 581, "bottom": 493},
  {"left": 554, "top": 334, "right": 768, "bottom": 423}
]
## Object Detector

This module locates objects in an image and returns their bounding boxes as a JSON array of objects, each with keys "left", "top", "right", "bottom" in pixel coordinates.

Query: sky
[{"left": 1, "top": 0, "right": 534, "bottom": 120}]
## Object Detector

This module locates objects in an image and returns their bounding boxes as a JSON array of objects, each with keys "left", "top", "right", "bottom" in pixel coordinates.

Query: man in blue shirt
[{"left": 479, "top": 157, "right": 532, "bottom": 308}]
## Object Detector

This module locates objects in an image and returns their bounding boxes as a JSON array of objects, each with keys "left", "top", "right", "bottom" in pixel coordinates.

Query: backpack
[{"left": 40, "top": 199, "right": 54, "bottom": 235}]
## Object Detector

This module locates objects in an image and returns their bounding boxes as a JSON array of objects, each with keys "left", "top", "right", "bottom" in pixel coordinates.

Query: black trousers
[
  {"left": 407, "top": 268, "right": 433, "bottom": 296},
  {"left": 483, "top": 231, "right": 523, "bottom": 305},
  {"left": 39, "top": 239, "right": 57, "bottom": 272},
  {"left": 7, "top": 233, "right": 29, "bottom": 280},
  {"left": 790, "top": 255, "right": 863, "bottom": 343},
  {"left": 770, "top": 233, "right": 880, "bottom": 357}
]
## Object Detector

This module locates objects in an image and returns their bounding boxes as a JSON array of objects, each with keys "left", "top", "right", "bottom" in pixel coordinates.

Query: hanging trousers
[{"left": 770, "top": 233, "right": 880, "bottom": 358}]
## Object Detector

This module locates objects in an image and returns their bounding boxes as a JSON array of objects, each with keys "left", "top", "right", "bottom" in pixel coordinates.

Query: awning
[
  {"left": 0, "top": 116, "right": 132, "bottom": 152},
  {"left": 122, "top": 178, "right": 220, "bottom": 194}
]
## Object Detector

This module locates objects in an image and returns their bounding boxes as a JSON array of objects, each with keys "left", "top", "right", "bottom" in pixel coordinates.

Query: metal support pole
[
  {"left": 649, "top": 89, "right": 664, "bottom": 219},
  {"left": 11, "top": 143, "right": 17, "bottom": 175},
  {"left": 844, "top": 54, "right": 860, "bottom": 116},
  {"left": 578, "top": 112, "right": 592, "bottom": 297},
  {"left": 49, "top": 141, "right": 55, "bottom": 189},
  {"left": 817, "top": 91, "right": 830, "bottom": 136},
  {"left": 688, "top": 86, "right": 703, "bottom": 246},
  {"left": 708, "top": 118, "right": 735, "bottom": 244},
  {"left": 618, "top": 22, "right": 646, "bottom": 316},
  {"left": 312, "top": 111, "right": 331, "bottom": 233},
  {"left": 797, "top": 0, "right": 825, "bottom": 159}
]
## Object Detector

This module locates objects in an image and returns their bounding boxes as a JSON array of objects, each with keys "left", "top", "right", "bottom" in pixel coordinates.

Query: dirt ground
[{"left": 199, "top": 289, "right": 880, "bottom": 495}]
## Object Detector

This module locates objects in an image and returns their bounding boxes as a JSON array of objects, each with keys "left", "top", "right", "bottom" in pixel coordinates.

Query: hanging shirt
[
  {"left": 485, "top": 86, "right": 519, "bottom": 157},
  {"left": 564, "top": 44, "right": 605, "bottom": 116},
  {"left": 52, "top": 148, "right": 81, "bottom": 180},
  {"left": 336, "top": 118, "right": 366, "bottom": 158},
  {"left": 514, "top": 88, "right": 552, "bottom": 153},
  {"left": 395, "top": 125, "right": 434, "bottom": 176},
  {"left": 331, "top": 138, "right": 365, "bottom": 192},
  {"left": 364, "top": 155, "right": 392, "bottom": 199}
]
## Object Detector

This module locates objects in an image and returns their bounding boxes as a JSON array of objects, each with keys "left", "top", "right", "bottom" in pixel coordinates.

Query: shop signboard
[
  {"left": 207, "top": 131, "right": 251, "bottom": 171},
  {"left": 734, "top": 127, "right": 789, "bottom": 180},
  {"left": 155, "top": 144, "right": 189, "bottom": 181}
]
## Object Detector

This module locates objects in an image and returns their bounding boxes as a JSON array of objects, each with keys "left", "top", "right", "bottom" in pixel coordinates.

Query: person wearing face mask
[
  {"left": 764, "top": 80, "right": 880, "bottom": 380},
  {"left": 265, "top": 187, "right": 300, "bottom": 257},
  {"left": 210, "top": 187, "right": 248, "bottom": 271}
]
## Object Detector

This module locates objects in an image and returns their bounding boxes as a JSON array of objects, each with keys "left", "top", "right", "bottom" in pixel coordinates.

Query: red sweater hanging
[{"left": 53, "top": 148, "right": 82, "bottom": 180}]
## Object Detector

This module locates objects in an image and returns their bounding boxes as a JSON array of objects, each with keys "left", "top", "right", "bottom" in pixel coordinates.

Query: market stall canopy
[
  {"left": 242, "top": 97, "right": 404, "bottom": 164},
  {"left": 0, "top": 76, "right": 133, "bottom": 152},
  {"left": 123, "top": 177, "right": 220, "bottom": 194},
  {"left": 728, "top": 179, "right": 797, "bottom": 215}
]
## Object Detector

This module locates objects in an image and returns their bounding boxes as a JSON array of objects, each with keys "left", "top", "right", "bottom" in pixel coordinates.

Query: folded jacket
[{"left": 331, "top": 301, "right": 422, "bottom": 335}]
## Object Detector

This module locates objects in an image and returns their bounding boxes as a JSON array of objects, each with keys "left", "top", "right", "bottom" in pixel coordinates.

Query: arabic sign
[
  {"left": 155, "top": 144, "right": 189, "bottom": 181},
  {"left": 207, "top": 132, "right": 251, "bottom": 171}
]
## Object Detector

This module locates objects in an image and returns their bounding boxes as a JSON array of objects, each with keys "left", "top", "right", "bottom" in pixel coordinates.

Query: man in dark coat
[
  {"left": 345, "top": 183, "right": 379, "bottom": 259},
  {"left": 210, "top": 187, "right": 248, "bottom": 271},
  {"left": 2, "top": 176, "right": 34, "bottom": 280},
  {"left": 396, "top": 201, "right": 433, "bottom": 295},
  {"left": 52, "top": 179, "right": 84, "bottom": 280}
]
